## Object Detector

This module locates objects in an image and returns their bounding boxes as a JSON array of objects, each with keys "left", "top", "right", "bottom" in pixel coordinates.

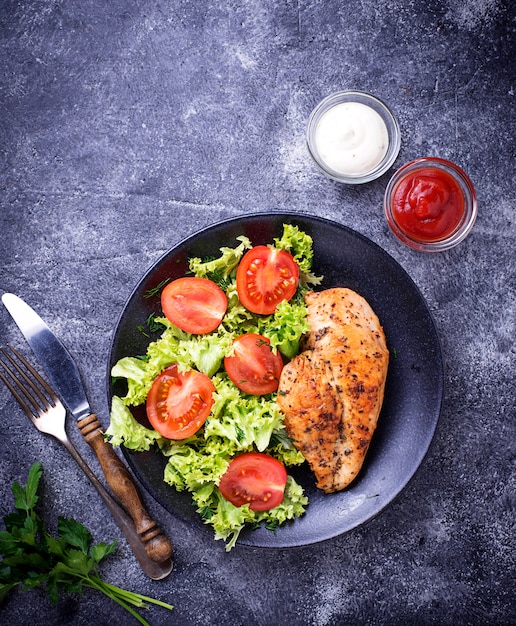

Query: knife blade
[
  {"left": 2, "top": 293, "right": 173, "bottom": 565},
  {"left": 2, "top": 294, "right": 90, "bottom": 419}
]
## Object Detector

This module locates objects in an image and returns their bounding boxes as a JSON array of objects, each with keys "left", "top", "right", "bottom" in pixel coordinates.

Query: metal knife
[{"left": 1, "top": 293, "right": 173, "bottom": 565}]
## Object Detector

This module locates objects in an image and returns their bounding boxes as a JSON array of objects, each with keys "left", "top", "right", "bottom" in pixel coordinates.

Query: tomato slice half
[
  {"left": 146, "top": 365, "right": 215, "bottom": 439},
  {"left": 161, "top": 277, "right": 228, "bottom": 334},
  {"left": 236, "top": 246, "right": 299, "bottom": 315},
  {"left": 224, "top": 333, "right": 284, "bottom": 395},
  {"left": 219, "top": 452, "right": 288, "bottom": 511}
]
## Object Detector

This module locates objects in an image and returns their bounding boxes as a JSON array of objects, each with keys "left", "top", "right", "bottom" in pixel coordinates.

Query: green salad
[{"left": 106, "top": 224, "right": 322, "bottom": 550}]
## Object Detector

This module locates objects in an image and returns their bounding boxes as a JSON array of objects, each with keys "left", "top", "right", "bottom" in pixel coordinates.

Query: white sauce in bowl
[{"left": 313, "top": 101, "right": 389, "bottom": 176}]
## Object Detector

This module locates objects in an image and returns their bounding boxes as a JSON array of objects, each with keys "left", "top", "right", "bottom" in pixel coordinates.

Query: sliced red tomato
[
  {"left": 224, "top": 333, "right": 283, "bottom": 395},
  {"left": 219, "top": 452, "right": 288, "bottom": 511},
  {"left": 236, "top": 246, "right": 299, "bottom": 315},
  {"left": 161, "top": 277, "right": 227, "bottom": 335},
  {"left": 146, "top": 365, "right": 215, "bottom": 440}
]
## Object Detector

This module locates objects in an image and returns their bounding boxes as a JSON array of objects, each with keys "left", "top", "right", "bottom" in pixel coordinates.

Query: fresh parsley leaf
[
  {"left": 90, "top": 541, "right": 117, "bottom": 563},
  {"left": 57, "top": 517, "right": 92, "bottom": 554},
  {"left": 0, "top": 462, "right": 173, "bottom": 625},
  {"left": 12, "top": 461, "right": 41, "bottom": 512},
  {"left": 0, "top": 581, "right": 19, "bottom": 603}
]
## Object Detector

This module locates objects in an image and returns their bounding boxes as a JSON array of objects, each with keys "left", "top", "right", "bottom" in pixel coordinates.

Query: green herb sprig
[
  {"left": 0, "top": 462, "right": 173, "bottom": 625},
  {"left": 144, "top": 279, "right": 171, "bottom": 299}
]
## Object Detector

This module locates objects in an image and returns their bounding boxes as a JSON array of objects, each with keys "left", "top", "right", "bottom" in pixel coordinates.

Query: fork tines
[{"left": 0, "top": 345, "right": 57, "bottom": 419}]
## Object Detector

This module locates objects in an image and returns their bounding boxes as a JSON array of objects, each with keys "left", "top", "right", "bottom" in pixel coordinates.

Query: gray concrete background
[{"left": 0, "top": 1, "right": 514, "bottom": 625}]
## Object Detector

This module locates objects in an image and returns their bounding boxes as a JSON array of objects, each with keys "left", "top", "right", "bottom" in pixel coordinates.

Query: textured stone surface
[{"left": 0, "top": 1, "right": 514, "bottom": 625}]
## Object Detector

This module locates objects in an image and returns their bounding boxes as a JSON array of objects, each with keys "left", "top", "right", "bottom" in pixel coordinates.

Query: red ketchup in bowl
[
  {"left": 391, "top": 166, "right": 464, "bottom": 241},
  {"left": 384, "top": 158, "right": 477, "bottom": 252}
]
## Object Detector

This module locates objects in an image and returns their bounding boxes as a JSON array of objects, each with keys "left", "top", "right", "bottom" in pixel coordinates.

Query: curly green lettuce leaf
[
  {"left": 207, "top": 375, "right": 285, "bottom": 452},
  {"left": 218, "top": 283, "right": 257, "bottom": 333},
  {"left": 153, "top": 319, "right": 232, "bottom": 378},
  {"left": 111, "top": 357, "right": 156, "bottom": 407},
  {"left": 266, "top": 429, "right": 306, "bottom": 466},
  {"left": 207, "top": 476, "right": 308, "bottom": 551},
  {"left": 105, "top": 396, "right": 162, "bottom": 452},
  {"left": 255, "top": 476, "right": 308, "bottom": 526},
  {"left": 274, "top": 223, "right": 313, "bottom": 271},
  {"left": 207, "top": 492, "right": 256, "bottom": 550},
  {"left": 144, "top": 320, "right": 227, "bottom": 377},
  {"left": 257, "top": 298, "right": 310, "bottom": 359},
  {"left": 189, "top": 235, "right": 252, "bottom": 288},
  {"left": 162, "top": 436, "right": 232, "bottom": 490}
]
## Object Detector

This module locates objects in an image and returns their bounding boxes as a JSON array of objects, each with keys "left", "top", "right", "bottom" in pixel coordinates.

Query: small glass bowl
[
  {"left": 306, "top": 90, "right": 401, "bottom": 184},
  {"left": 384, "top": 157, "right": 477, "bottom": 252}
]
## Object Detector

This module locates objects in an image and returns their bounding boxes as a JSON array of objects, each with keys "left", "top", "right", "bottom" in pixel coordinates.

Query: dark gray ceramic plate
[{"left": 107, "top": 213, "right": 443, "bottom": 548}]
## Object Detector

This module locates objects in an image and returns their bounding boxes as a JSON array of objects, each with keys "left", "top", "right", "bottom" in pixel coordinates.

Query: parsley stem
[
  {"left": 83, "top": 578, "right": 154, "bottom": 626},
  {"left": 95, "top": 591, "right": 151, "bottom": 626},
  {"left": 100, "top": 580, "right": 174, "bottom": 609}
]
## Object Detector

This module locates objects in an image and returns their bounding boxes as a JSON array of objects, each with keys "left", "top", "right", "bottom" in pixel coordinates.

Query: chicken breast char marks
[{"left": 277, "top": 288, "right": 389, "bottom": 493}]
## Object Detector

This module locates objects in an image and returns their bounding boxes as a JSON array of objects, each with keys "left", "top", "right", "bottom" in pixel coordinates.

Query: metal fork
[{"left": 0, "top": 344, "right": 172, "bottom": 580}]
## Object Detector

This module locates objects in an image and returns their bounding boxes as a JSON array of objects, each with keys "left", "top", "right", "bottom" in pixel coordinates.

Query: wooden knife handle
[{"left": 77, "top": 413, "right": 173, "bottom": 563}]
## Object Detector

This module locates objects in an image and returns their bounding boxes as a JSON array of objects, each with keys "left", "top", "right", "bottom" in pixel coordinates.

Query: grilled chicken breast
[{"left": 277, "top": 288, "right": 389, "bottom": 493}]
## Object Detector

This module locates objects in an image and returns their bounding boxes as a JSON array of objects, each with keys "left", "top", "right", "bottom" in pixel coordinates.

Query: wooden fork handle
[{"left": 77, "top": 413, "right": 173, "bottom": 563}]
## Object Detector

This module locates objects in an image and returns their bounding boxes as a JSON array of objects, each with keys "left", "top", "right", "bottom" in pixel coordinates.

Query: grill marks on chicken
[{"left": 277, "top": 288, "right": 389, "bottom": 493}]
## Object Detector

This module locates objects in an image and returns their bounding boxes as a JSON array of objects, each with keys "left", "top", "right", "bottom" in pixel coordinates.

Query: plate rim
[{"left": 106, "top": 211, "right": 444, "bottom": 548}]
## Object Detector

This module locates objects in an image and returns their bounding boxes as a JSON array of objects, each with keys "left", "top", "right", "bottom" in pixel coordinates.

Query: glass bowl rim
[
  {"left": 306, "top": 90, "right": 401, "bottom": 184},
  {"left": 383, "top": 157, "right": 478, "bottom": 252}
]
